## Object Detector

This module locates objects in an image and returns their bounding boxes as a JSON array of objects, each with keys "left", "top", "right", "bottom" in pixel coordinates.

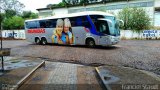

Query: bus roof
[{"left": 25, "top": 11, "right": 114, "bottom": 22}]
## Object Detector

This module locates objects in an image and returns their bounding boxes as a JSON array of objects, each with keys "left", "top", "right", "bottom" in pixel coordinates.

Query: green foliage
[
  {"left": 2, "top": 16, "right": 24, "bottom": 30},
  {"left": 46, "top": 0, "right": 90, "bottom": 8},
  {"left": 64, "top": 0, "right": 79, "bottom": 5},
  {"left": 0, "top": 13, "right": 5, "bottom": 28},
  {"left": 118, "top": 7, "right": 151, "bottom": 32},
  {"left": 49, "top": 2, "right": 67, "bottom": 8},
  {"left": 57, "top": 2, "right": 66, "bottom": 7},
  {"left": 46, "top": 4, "right": 53, "bottom": 8},
  {"left": 21, "top": 11, "right": 38, "bottom": 19},
  {"left": 5, "top": 9, "right": 16, "bottom": 18},
  {"left": 80, "top": 0, "right": 89, "bottom": 5},
  {"left": 1, "top": 10, "right": 37, "bottom": 30}
]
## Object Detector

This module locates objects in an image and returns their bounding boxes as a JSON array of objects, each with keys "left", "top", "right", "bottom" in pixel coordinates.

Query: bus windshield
[
  {"left": 96, "top": 20, "right": 110, "bottom": 35},
  {"left": 90, "top": 15, "right": 120, "bottom": 36},
  {"left": 104, "top": 16, "right": 120, "bottom": 36}
]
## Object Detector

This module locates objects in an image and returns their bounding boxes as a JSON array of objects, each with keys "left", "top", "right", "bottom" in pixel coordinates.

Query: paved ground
[
  {"left": 19, "top": 61, "right": 103, "bottom": 90},
  {"left": 2, "top": 40, "right": 160, "bottom": 75},
  {"left": 18, "top": 61, "right": 160, "bottom": 90},
  {"left": 97, "top": 66, "right": 160, "bottom": 90},
  {"left": 0, "top": 57, "right": 42, "bottom": 89}
]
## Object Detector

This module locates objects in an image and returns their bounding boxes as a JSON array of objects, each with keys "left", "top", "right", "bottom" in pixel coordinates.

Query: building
[{"left": 37, "top": 0, "right": 160, "bottom": 26}]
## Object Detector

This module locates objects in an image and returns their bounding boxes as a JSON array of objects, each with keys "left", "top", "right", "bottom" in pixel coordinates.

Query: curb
[
  {"left": 95, "top": 67, "right": 111, "bottom": 90},
  {"left": 12, "top": 60, "right": 45, "bottom": 90}
]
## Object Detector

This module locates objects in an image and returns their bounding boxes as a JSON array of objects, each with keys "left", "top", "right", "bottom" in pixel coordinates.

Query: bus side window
[
  {"left": 75, "top": 17, "right": 82, "bottom": 26},
  {"left": 46, "top": 20, "right": 52, "bottom": 28},
  {"left": 51, "top": 19, "right": 56, "bottom": 28},
  {"left": 69, "top": 17, "right": 76, "bottom": 27},
  {"left": 39, "top": 20, "right": 46, "bottom": 28},
  {"left": 25, "top": 22, "right": 29, "bottom": 29},
  {"left": 27, "top": 21, "right": 38, "bottom": 29},
  {"left": 82, "top": 16, "right": 91, "bottom": 28}
]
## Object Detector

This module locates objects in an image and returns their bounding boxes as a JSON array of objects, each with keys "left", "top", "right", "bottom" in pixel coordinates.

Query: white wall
[
  {"left": 2, "top": 30, "right": 25, "bottom": 39},
  {"left": 154, "top": 12, "right": 160, "bottom": 26},
  {"left": 155, "top": 0, "right": 160, "bottom": 7},
  {"left": 121, "top": 30, "right": 160, "bottom": 39},
  {"left": 39, "top": 9, "right": 53, "bottom": 18},
  {"left": 53, "top": 8, "right": 68, "bottom": 15}
]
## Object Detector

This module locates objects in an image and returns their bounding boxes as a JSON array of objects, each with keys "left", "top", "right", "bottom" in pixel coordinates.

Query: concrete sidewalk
[
  {"left": 96, "top": 66, "right": 160, "bottom": 90},
  {"left": 19, "top": 61, "right": 160, "bottom": 90},
  {"left": 19, "top": 61, "right": 103, "bottom": 90}
]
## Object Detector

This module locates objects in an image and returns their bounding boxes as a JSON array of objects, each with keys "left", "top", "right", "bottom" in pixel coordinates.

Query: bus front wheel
[
  {"left": 86, "top": 39, "right": 95, "bottom": 48},
  {"left": 35, "top": 38, "right": 40, "bottom": 44},
  {"left": 41, "top": 38, "right": 47, "bottom": 45}
]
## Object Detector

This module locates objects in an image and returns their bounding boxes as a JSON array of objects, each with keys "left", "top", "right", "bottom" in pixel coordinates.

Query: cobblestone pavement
[
  {"left": 44, "top": 62, "right": 78, "bottom": 90},
  {"left": 19, "top": 61, "right": 103, "bottom": 90},
  {"left": 2, "top": 40, "right": 160, "bottom": 75},
  {"left": 18, "top": 61, "right": 160, "bottom": 90}
]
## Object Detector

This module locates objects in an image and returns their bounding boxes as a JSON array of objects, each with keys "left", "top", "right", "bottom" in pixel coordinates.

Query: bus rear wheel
[
  {"left": 41, "top": 38, "right": 47, "bottom": 45},
  {"left": 35, "top": 38, "right": 40, "bottom": 44},
  {"left": 86, "top": 39, "right": 95, "bottom": 48}
]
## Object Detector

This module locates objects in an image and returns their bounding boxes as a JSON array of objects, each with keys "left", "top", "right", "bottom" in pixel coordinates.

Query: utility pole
[{"left": 0, "top": 8, "right": 4, "bottom": 72}]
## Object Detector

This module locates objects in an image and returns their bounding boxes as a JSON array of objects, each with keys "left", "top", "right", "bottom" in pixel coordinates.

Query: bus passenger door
[{"left": 97, "top": 20, "right": 111, "bottom": 45}]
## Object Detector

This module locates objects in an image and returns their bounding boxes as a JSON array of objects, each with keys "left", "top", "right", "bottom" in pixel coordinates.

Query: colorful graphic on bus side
[{"left": 51, "top": 18, "right": 74, "bottom": 44}]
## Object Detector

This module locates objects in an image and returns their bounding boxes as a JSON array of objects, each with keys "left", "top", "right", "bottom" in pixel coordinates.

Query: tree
[
  {"left": 118, "top": 7, "right": 150, "bottom": 32},
  {"left": 2, "top": 16, "right": 24, "bottom": 30},
  {"left": 80, "top": 0, "right": 89, "bottom": 5},
  {"left": 64, "top": 0, "right": 79, "bottom": 5},
  {"left": 0, "top": 0, "right": 25, "bottom": 14},
  {"left": 21, "top": 11, "right": 38, "bottom": 19},
  {"left": 57, "top": 2, "right": 66, "bottom": 7},
  {"left": 5, "top": 9, "right": 16, "bottom": 18},
  {"left": 46, "top": 4, "right": 53, "bottom": 8},
  {"left": 0, "top": 13, "right": 5, "bottom": 29}
]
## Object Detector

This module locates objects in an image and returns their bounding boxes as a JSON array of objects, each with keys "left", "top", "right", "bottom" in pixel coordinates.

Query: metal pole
[
  {"left": 1, "top": 57, "right": 4, "bottom": 72},
  {"left": 0, "top": 10, "right": 4, "bottom": 72}
]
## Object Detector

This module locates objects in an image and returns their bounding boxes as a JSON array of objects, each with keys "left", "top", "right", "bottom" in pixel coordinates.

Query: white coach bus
[{"left": 25, "top": 11, "right": 121, "bottom": 47}]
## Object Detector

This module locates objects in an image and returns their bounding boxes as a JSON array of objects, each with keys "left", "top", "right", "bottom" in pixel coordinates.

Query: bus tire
[
  {"left": 35, "top": 37, "right": 40, "bottom": 44},
  {"left": 86, "top": 38, "right": 95, "bottom": 48},
  {"left": 41, "top": 37, "right": 47, "bottom": 45}
]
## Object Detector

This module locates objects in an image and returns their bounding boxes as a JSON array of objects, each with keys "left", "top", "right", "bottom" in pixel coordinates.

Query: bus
[{"left": 25, "top": 11, "right": 121, "bottom": 47}]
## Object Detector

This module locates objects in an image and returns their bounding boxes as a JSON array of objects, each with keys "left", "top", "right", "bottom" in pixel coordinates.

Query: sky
[{"left": 18, "top": 0, "right": 62, "bottom": 13}]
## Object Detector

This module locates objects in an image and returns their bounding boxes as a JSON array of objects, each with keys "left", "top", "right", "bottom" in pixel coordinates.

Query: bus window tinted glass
[
  {"left": 39, "top": 20, "right": 46, "bottom": 28},
  {"left": 26, "top": 21, "right": 38, "bottom": 29},
  {"left": 90, "top": 15, "right": 104, "bottom": 22},
  {"left": 39, "top": 19, "right": 57, "bottom": 28},
  {"left": 69, "top": 16, "right": 91, "bottom": 28},
  {"left": 50, "top": 19, "right": 57, "bottom": 28},
  {"left": 46, "top": 19, "right": 57, "bottom": 28},
  {"left": 69, "top": 17, "right": 76, "bottom": 26},
  {"left": 97, "top": 20, "right": 110, "bottom": 35}
]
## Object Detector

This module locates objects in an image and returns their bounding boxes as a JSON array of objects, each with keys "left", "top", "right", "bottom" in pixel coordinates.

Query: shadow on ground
[{"left": 30, "top": 43, "right": 120, "bottom": 50}]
